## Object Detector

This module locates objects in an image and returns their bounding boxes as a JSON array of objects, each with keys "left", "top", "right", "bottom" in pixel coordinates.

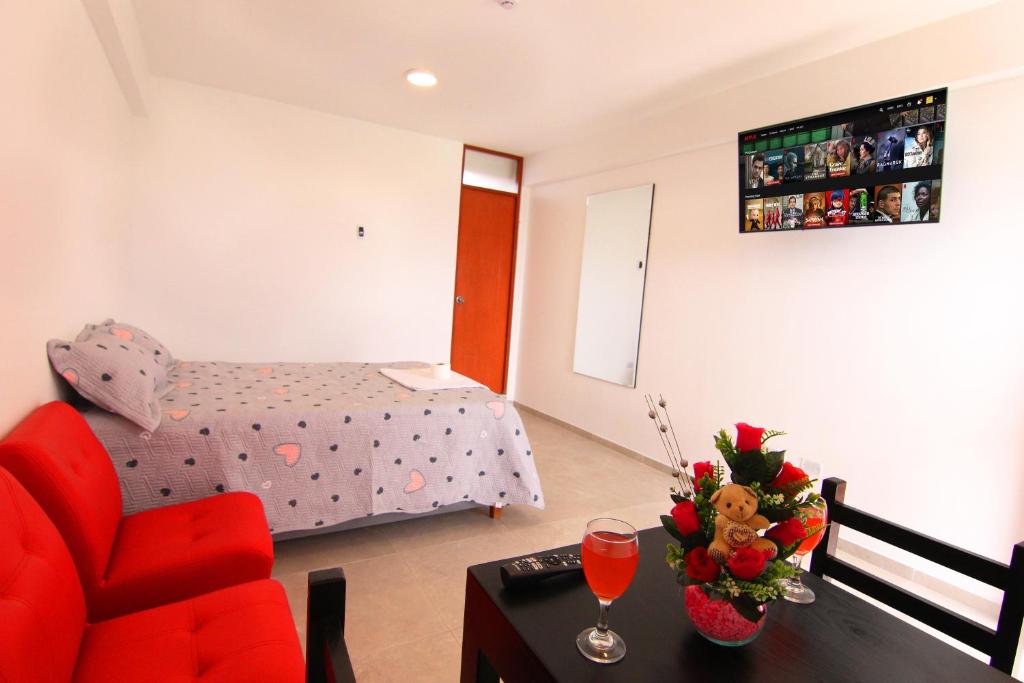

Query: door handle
[{"left": 455, "top": 295, "right": 465, "bottom": 304}]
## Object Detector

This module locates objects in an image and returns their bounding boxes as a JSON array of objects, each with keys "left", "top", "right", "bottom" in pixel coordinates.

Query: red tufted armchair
[{"left": 0, "top": 401, "right": 274, "bottom": 621}]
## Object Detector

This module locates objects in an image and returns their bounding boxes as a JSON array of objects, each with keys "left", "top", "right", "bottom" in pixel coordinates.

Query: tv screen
[{"left": 738, "top": 88, "right": 946, "bottom": 233}]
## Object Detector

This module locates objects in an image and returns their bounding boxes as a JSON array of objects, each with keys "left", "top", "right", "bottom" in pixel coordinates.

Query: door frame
[{"left": 450, "top": 144, "right": 524, "bottom": 394}]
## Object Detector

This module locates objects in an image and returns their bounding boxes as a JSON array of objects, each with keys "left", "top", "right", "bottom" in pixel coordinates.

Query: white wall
[
  {"left": 0, "top": 1, "right": 134, "bottom": 434},
  {"left": 525, "top": 1, "right": 1024, "bottom": 188},
  {"left": 124, "top": 77, "right": 464, "bottom": 363},
  {"left": 515, "top": 5, "right": 1024, "bottom": 566}
]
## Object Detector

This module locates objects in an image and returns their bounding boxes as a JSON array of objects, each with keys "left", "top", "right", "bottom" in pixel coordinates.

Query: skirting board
[
  {"left": 514, "top": 401, "right": 1002, "bottom": 622},
  {"left": 513, "top": 401, "right": 673, "bottom": 475}
]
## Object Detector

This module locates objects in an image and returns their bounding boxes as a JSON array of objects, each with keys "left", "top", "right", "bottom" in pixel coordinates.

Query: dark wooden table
[{"left": 460, "top": 527, "right": 1011, "bottom": 682}]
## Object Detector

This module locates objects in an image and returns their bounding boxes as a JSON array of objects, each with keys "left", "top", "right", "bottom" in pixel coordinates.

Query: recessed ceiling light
[{"left": 405, "top": 69, "right": 438, "bottom": 88}]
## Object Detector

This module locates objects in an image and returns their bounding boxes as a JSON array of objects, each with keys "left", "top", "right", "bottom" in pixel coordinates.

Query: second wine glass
[{"left": 783, "top": 458, "right": 826, "bottom": 604}]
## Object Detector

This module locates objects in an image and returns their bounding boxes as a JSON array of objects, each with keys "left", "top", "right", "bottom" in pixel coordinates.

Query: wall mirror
[{"left": 573, "top": 183, "right": 654, "bottom": 387}]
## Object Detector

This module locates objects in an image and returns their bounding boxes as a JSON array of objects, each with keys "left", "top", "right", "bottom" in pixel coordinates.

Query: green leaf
[
  {"left": 768, "top": 537, "right": 801, "bottom": 562},
  {"left": 682, "top": 531, "right": 709, "bottom": 550},
  {"left": 730, "top": 449, "right": 786, "bottom": 487},
  {"left": 660, "top": 515, "right": 686, "bottom": 543},
  {"left": 731, "top": 594, "right": 766, "bottom": 624},
  {"left": 714, "top": 430, "right": 738, "bottom": 469},
  {"left": 762, "top": 507, "right": 795, "bottom": 523},
  {"left": 670, "top": 493, "right": 685, "bottom": 504},
  {"left": 763, "top": 450, "right": 785, "bottom": 482}
]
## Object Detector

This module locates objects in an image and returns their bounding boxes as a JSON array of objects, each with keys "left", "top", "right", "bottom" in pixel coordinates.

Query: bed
[{"left": 82, "top": 360, "right": 544, "bottom": 536}]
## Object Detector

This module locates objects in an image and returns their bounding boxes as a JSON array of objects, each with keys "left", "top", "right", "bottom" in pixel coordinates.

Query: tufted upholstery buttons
[
  {"left": 72, "top": 580, "right": 304, "bottom": 682},
  {"left": 0, "top": 403, "right": 273, "bottom": 622},
  {"left": 90, "top": 491, "right": 273, "bottom": 621}
]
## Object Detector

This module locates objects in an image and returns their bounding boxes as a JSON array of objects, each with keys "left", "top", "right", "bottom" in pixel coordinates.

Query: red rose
[
  {"left": 765, "top": 517, "right": 806, "bottom": 547},
  {"left": 735, "top": 423, "right": 765, "bottom": 453},
  {"left": 771, "top": 462, "right": 810, "bottom": 495},
  {"left": 727, "top": 546, "right": 769, "bottom": 580},
  {"left": 670, "top": 500, "right": 701, "bottom": 536},
  {"left": 684, "top": 547, "right": 721, "bottom": 583},
  {"left": 693, "top": 461, "right": 714, "bottom": 491}
]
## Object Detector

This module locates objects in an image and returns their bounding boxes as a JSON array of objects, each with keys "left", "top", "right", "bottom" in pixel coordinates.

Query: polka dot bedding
[{"left": 82, "top": 360, "right": 545, "bottom": 535}]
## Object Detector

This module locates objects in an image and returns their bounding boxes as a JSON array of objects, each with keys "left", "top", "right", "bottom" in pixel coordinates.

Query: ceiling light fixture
[
  {"left": 405, "top": 69, "right": 438, "bottom": 87},
  {"left": 499, "top": 0, "right": 517, "bottom": 8}
]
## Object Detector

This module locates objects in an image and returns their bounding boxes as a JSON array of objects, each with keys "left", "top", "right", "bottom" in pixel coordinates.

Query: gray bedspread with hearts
[{"left": 82, "top": 361, "right": 544, "bottom": 535}]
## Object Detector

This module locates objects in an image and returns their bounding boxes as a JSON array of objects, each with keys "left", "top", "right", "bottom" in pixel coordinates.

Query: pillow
[
  {"left": 76, "top": 319, "right": 175, "bottom": 369},
  {"left": 47, "top": 334, "right": 168, "bottom": 431}
]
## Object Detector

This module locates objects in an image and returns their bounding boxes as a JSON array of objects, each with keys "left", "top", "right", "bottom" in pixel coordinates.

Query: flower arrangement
[{"left": 645, "top": 395, "right": 822, "bottom": 628}]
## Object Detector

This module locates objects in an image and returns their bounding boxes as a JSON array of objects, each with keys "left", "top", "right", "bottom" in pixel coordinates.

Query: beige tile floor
[{"left": 272, "top": 410, "right": 670, "bottom": 683}]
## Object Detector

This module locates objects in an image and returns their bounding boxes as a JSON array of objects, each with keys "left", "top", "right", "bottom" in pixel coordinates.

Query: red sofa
[
  {"left": 0, "top": 401, "right": 274, "bottom": 621},
  {"left": 0, "top": 466, "right": 306, "bottom": 682}
]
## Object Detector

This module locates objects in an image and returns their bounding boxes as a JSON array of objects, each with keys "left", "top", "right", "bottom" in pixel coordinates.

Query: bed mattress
[{"left": 83, "top": 361, "right": 544, "bottom": 535}]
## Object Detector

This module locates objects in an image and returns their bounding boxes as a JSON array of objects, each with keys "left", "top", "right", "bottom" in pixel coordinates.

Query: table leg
[
  {"left": 468, "top": 649, "right": 500, "bottom": 683},
  {"left": 461, "top": 571, "right": 555, "bottom": 683},
  {"left": 461, "top": 631, "right": 499, "bottom": 682}
]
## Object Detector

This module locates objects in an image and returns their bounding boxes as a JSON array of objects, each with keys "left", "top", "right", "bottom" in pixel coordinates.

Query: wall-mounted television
[{"left": 738, "top": 88, "right": 946, "bottom": 233}]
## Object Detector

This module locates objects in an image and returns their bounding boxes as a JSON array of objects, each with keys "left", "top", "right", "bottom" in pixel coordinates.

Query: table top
[{"left": 468, "top": 526, "right": 1010, "bottom": 682}]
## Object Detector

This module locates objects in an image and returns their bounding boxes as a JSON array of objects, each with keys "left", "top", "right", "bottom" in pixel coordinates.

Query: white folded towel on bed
[{"left": 380, "top": 366, "right": 483, "bottom": 391}]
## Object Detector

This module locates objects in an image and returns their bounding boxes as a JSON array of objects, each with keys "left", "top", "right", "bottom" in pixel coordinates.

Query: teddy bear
[{"left": 707, "top": 483, "right": 778, "bottom": 563}]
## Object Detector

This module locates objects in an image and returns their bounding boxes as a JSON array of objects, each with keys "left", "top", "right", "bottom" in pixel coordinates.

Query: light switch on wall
[{"left": 358, "top": 226, "right": 365, "bottom": 238}]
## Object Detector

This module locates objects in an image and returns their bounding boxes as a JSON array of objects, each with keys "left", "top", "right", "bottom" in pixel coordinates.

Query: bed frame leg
[{"left": 489, "top": 504, "right": 503, "bottom": 520}]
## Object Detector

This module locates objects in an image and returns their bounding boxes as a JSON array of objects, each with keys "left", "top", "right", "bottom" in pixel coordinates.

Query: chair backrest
[
  {"left": 0, "top": 401, "right": 122, "bottom": 591},
  {"left": 809, "top": 477, "right": 1024, "bottom": 675},
  {"left": 0, "top": 467, "right": 86, "bottom": 682}
]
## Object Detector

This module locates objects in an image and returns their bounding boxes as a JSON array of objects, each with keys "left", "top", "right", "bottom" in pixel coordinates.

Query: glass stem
[{"left": 596, "top": 599, "right": 612, "bottom": 636}]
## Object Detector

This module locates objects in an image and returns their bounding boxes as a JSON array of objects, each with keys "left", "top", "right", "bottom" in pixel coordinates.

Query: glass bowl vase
[{"left": 684, "top": 584, "right": 767, "bottom": 646}]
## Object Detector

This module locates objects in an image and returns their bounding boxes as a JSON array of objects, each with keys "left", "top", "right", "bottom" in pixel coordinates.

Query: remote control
[{"left": 500, "top": 552, "right": 583, "bottom": 588}]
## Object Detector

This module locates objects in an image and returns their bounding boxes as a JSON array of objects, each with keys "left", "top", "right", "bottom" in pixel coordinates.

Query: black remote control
[{"left": 500, "top": 552, "right": 583, "bottom": 588}]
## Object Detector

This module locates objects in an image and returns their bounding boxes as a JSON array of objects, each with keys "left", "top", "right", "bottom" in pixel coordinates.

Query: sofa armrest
[{"left": 306, "top": 567, "right": 356, "bottom": 683}]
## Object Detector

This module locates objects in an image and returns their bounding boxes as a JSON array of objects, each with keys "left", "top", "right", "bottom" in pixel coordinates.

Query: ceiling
[{"left": 132, "top": 0, "right": 999, "bottom": 155}]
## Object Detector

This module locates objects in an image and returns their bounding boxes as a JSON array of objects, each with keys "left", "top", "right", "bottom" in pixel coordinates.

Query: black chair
[
  {"left": 809, "top": 477, "right": 1024, "bottom": 675},
  {"left": 306, "top": 567, "right": 357, "bottom": 683}
]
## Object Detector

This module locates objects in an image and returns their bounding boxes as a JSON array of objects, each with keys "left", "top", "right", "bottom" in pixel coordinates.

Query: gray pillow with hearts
[
  {"left": 47, "top": 334, "right": 168, "bottom": 431},
  {"left": 76, "top": 319, "right": 176, "bottom": 370}
]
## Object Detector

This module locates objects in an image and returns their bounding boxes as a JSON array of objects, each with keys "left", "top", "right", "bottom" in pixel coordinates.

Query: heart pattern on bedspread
[
  {"left": 84, "top": 361, "right": 545, "bottom": 536},
  {"left": 404, "top": 469, "right": 426, "bottom": 493},
  {"left": 273, "top": 443, "right": 302, "bottom": 467}
]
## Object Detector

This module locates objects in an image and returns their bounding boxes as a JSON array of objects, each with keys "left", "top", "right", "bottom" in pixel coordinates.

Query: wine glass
[
  {"left": 576, "top": 518, "right": 639, "bottom": 664},
  {"left": 784, "top": 459, "right": 827, "bottom": 604}
]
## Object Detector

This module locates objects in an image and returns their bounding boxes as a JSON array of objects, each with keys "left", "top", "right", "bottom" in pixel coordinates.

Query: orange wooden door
[{"left": 451, "top": 186, "right": 518, "bottom": 393}]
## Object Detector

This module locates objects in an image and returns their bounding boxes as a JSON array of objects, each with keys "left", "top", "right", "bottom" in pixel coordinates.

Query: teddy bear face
[{"left": 710, "top": 484, "right": 759, "bottom": 522}]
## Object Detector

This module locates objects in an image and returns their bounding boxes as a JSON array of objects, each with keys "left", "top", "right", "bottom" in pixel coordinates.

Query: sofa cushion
[
  {"left": 0, "top": 468, "right": 86, "bottom": 683},
  {"left": 0, "top": 401, "right": 122, "bottom": 598},
  {"left": 91, "top": 491, "right": 274, "bottom": 621},
  {"left": 74, "top": 580, "right": 304, "bottom": 683}
]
